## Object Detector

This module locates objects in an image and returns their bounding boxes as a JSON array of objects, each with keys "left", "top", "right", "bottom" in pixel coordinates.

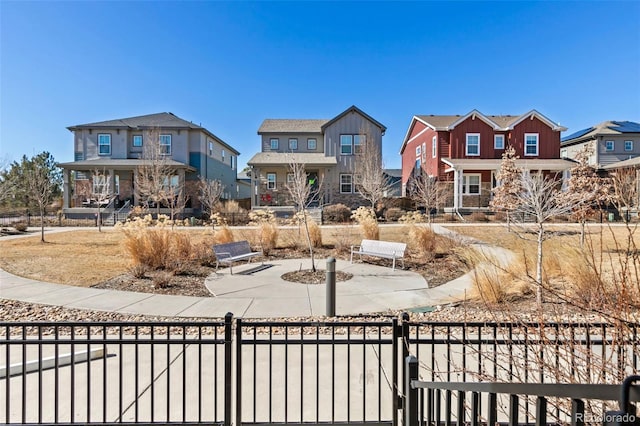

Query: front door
[{"left": 307, "top": 172, "right": 319, "bottom": 207}]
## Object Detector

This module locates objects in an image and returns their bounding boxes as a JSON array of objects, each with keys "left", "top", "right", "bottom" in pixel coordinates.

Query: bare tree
[
  {"left": 563, "top": 146, "right": 609, "bottom": 246},
  {"left": 0, "top": 156, "right": 13, "bottom": 204},
  {"left": 82, "top": 169, "right": 114, "bottom": 232},
  {"left": 512, "top": 171, "right": 578, "bottom": 305},
  {"left": 198, "top": 177, "right": 225, "bottom": 227},
  {"left": 409, "top": 173, "right": 450, "bottom": 224},
  {"left": 164, "top": 176, "right": 187, "bottom": 227},
  {"left": 285, "top": 155, "right": 323, "bottom": 272},
  {"left": 355, "top": 126, "right": 391, "bottom": 211},
  {"left": 134, "top": 128, "right": 178, "bottom": 216},
  {"left": 490, "top": 146, "right": 522, "bottom": 231}
]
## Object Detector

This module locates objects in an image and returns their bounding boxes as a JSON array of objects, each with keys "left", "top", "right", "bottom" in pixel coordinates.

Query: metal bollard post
[{"left": 326, "top": 257, "right": 336, "bottom": 317}]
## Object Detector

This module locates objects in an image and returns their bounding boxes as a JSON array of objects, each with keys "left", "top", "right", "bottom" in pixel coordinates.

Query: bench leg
[
  {"left": 229, "top": 263, "right": 233, "bottom": 275},
  {"left": 392, "top": 257, "right": 396, "bottom": 271},
  {"left": 350, "top": 251, "right": 353, "bottom": 264}
]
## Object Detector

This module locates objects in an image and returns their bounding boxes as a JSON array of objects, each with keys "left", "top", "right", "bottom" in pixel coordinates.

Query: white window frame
[
  {"left": 560, "top": 148, "right": 568, "bottom": 158},
  {"left": 270, "top": 138, "right": 279, "bottom": 150},
  {"left": 340, "top": 174, "right": 353, "bottom": 193},
  {"left": 266, "top": 173, "right": 276, "bottom": 190},
  {"left": 98, "top": 134, "right": 111, "bottom": 155},
  {"left": 159, "top": 134, "right": 172, "bottom": 155},
  {"left": 432, "top": 136, "right": 437, "bottom": 158},
  {"left": 307, "top": 138, "right": 317, "bottom": 150},
  {"left": 462, "top": 174, "right": 481, "bottom": 195},
  {"left": 524, "top": 133, "right": 538, "bottom": 156},
  {"left": 340, "top": 135, "right": 353, "bottom": 155},
  {"left": 605, "top": 140, "right": 614, "bottom": 152},
  {"left": 133, "top": 135, "right": 143, "bottom": 147},
  {"left": 466, "top": 133, "right": 480, "bottom": 156},
  {"left": 286, "top": 173, "right": 295, "bottom": 183},
  {"left": 624, "top": 140, "right": 633, "bottom": 151},
  {"left": 422, "top": 142, "right": 426, "bottom": 162},
  {"left": 208, "top": 141, "right": 214, "bottom": 156},
  {"left": 416, "top": 145, "right": 421, "bottom": 156},
  {"left": 354, "top": 134, "right": 365, "bottom": 154},
  {"left": 494, "top": 134, "right": 505, "bottom": 150},
  {"left": 222, "top": 149, "right": 225, "bottom": 161}
]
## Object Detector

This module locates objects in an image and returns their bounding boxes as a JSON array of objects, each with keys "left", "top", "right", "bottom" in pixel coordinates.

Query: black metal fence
[{"left": 2, "top": 316, "right": 639, "bottom": 425}]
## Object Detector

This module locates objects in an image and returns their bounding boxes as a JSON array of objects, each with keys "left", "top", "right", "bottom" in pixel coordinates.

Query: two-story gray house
[
  {"left": 561, "top": 121, "right": 640, "bottom": 168},
  {"left": 246, "top": 105, "right": 386, "bottom": 209},
  {"left": 60, "top": 112, "right": 240, "bottom": 218}
]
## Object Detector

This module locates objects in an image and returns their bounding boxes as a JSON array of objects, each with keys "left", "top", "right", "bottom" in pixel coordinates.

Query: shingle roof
[
  {"left": 68, "top": 112, "right": 203, "bottom": 130},
  {"left": 247, "top": 152, "right": 338, "bottom": 166},
  {"left": 561, "top": 121, "right": 640, "bottom": 145},
  {"left": 602, "top": 155, "right": 640, "bottom": 170},
  {"left": 59, "top": 158, "right": 195, "bottom": 171},
  {"left": 258, "top": 119, "right": 328, "bottom": 134},
  {"left": 416, "top": 113, "right": 540, "bottom": 130}
]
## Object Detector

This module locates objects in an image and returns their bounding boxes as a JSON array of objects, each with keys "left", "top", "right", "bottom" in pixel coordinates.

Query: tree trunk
[
  {"left": 580, "top": 220, "right": 585, "bottom": 248},
  {"left": 302, "top": 211, "right": 316, "bottom": 272},
  {"left": 97, "top": 205, "right": 102, "bottom": 232},
  {"left": 39, "top": 206, "right": 45, "bottom": 243},
  {"left": 536, "top": 222, "right": 544, "bottom": 306}
]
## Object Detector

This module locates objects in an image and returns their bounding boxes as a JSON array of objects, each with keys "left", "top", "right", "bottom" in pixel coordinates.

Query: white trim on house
[
  {"left": 507, "top": 109, "right": 567, "bottom": 132},
  {"left": 466, "top": 133, "right": 480, "bottom": 156},
  {"left": 432, "top": 136, "right": 437, "bottom": 158},
  {"left": 524, "top": 133, "right": 539, "bottom": 156},
  {"left": 494, "top": 134, "right": 505, "bottom": 149}
]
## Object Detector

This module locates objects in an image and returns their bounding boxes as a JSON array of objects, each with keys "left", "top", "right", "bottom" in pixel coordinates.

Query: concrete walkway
[{"left": 0, "top": 225, "right": 514, "bottom": 318}]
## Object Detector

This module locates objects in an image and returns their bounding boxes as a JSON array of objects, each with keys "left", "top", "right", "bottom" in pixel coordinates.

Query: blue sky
[{"left": 1, "top": 1, "right": 639, "bottom": 170}]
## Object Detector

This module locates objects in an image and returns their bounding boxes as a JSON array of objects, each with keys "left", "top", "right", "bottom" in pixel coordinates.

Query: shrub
[
  {"left": 472, "top": 265, "right": 508, "bottom": 304},
  {"left": 13, "top": 223, "right": 27, "bottom": 232},
  {"left": 399, "top": 211, "right": 428, "bottom": 224},
  {"left": 384, "top": 207, "right": 405, "bottom": 222},
  {"left": 152, "top": 271, "right": 173, "bottom": 289},
  {"left": 129, "top": 264, "right": 148, "bottom": 279},
  {"left": 249, "top": 209, "right": 279, "bottom": 255},
  {"left": 407, "top": 225, "right": 437, "bottom": 256},
  {"left": 213, "top": 226, "right": 234, "bottom": 245},
  {"left": 323, "top": 204, "right": 352, "bottom": 223},
  {"left": 351, "top": 206, "right": 379, "bottom": 240},
  {"left": 308, "top": 218, "right": 322, "bottom": 248}
]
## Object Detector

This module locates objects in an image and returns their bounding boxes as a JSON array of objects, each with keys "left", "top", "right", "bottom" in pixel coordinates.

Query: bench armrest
[
  {"left": 215, "top": 251, "right": 232, "bottom": 258},
  {"left": 351, "top": 245, "right": 361, "bottom": 252}
]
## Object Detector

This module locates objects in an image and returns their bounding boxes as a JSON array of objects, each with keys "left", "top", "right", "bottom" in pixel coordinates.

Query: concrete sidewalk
[{"left": 0, "top": 224, "right": 513, "bottom": 318}]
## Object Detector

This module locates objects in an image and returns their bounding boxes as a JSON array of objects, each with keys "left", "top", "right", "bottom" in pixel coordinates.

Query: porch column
[
  {"left": 453, "top": 169, "right": 461, "bottom": 210},
  {"left": 108, "top": 169, "right": 115, "bottom": 200},
  {"left": 63, "top": 169, "right": 70, "bottom": 209},
  {"left": 179, "top": 169, "right": 186, "bottom": 206}
]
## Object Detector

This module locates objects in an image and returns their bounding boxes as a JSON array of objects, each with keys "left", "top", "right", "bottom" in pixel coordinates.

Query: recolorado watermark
[{"left": 575, "top": 412, "right": 637, "bottom": 424}]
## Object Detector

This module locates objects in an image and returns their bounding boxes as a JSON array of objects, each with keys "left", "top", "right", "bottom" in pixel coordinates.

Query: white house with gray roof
[
  {"left": 60, "top": 112, "right": 240, "bottom": 218},
  {"left": 246, "top": 105, "right": 386, "bottom": 210}
]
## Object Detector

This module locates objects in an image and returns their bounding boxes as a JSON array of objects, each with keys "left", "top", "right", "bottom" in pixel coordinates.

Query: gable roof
[
  {"left": 400, "top": 110, "right": 566, "bottom": 154},
  {"left": 68, "top": 112, "right": 239, "bottom": 155},
  {"left": 320, "top": 105, "right": 387, "bottom": 133},
  {"left": 602, "top": 155, "right": 640, "bottom": 170},
  {"left": 561, "top": 121, "right": 640, "bottom": 146},
  {"left": 68, "top": 112, "right": 203, "bottom": 131},
  {"left": 258, "top": 119, "right": 328, "bottom": 134}
]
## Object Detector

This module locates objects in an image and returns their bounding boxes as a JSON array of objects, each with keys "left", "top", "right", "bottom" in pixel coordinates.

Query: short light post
[{"left": 326, "top": 257, "right": 336, "bottom": 317}]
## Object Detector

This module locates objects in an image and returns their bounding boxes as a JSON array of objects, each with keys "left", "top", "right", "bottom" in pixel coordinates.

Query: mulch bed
[{"left": 91, "top": 246, "right": 468, "bottom": 297}]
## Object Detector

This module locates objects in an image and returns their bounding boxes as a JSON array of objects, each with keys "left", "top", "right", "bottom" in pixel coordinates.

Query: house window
[
  {"left": 209, "top": 141, "right": 214, "bottom": 156},
  {"left": 466, "top": 134, "right": 480, "bottom": 156},
  {"left": 524, "top": 133, "right": 538, "bottom": 156},
  {"left": 133, "top": 135, "right": 143, "bottom": 147},
  {"left": 340, "top": 174, "right": 353, "bottom": 193},
  {"left": 625, "top": 140, "right": 633, "bottom": 151},
  {"left": 422, "top": 142, "right": 426, "bottom": 162},
  {"left": 98, "top": 134, "right": 111, "bottom": 155},
  {"left": 307, "top": 138, "right": 317, "bottom": 150},
  {"left": 494, "top": 135, "right": 505, "bottom": 149},
  {"left": 266, "top": 173, "right": 276, "bottom": 190},
  {"left": 231, "top": 155, "right": 236, "bottom": 170},
  {"left": 415, "top": 158, "right": 421, "bottom": 170},
  {"left": 222, "top": 149, "right": 225, "bottom": 161},
  {"left": 560, "top": 148, "right": 568, "bottom": 158},
  {"left": 288, "top": 139, "right": 298, "bottom": 150},
  {"left": 416, "top": 146, "right": 421, "bottom": 156},
  {"left": 270, "top": 138, "right": 279, "bottom": 150},
  {"left": 462, "top": 174, "right": 481, "bottom": 195},
  {"left": 432, "top": 136, "right": 437, "bottom": 158},
  {"left": 287, "top": 173, "right": 295, "bottom": 183},
  {"left": 341, "top": 134, "right": 366, "bottom": 155},
  {"left": 605, "top": 140, "right": 614, "bottom": 152},
  {"left": 159, "top": 134, "right": 172, "bottom": 155}
]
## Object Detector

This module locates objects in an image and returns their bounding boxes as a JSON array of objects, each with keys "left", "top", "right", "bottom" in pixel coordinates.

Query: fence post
[
  {"left": 235, "top": 317, "right": 243, "bottom": 426},
  {"left": 326, "top": 257, "right": 336, "bottom": 316},
  {"left": 404, "top": 355, "right": 418, "bottom": 426},
  {"left": 224, "top": 312, "right": 233, "bottom": 426}
]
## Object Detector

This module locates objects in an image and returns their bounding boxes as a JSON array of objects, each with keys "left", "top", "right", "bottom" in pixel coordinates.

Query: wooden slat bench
[
  {"left": 212, "top": 240, "right": 262, "bottom": 274},
  {"left": 350, "top": 239, "right": 407, "bottom": 271}
]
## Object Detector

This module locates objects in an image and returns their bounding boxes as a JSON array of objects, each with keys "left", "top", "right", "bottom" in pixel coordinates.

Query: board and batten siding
[{"left": 260, "top": 133, "right": 324, "bottom": 153}]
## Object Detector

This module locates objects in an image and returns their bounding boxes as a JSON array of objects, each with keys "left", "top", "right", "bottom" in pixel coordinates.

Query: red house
[{"left": 399, "top": 110, "right": 573, "bottom": 211}]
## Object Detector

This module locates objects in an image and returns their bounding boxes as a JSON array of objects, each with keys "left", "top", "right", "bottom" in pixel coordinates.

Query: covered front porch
[
  {"left": 247, "top": 153, "right": 338, "bottom": 209},
  {"left": 59, "top": 159, "right": 196, "bottom": 219},
  {"left": 441, "top": 158, "right": 576, "bottom": 211}
]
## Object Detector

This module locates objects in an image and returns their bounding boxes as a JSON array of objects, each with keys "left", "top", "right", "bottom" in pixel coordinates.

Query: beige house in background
[
  {"left": 60, "top": 112, "right": 240, "bottom": 219},
  {"left": 560, "top": 120, "right": 640, "bottom": 168},
  {"left": 247, "top": 105, "right": 386, "bottom": 210}
]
